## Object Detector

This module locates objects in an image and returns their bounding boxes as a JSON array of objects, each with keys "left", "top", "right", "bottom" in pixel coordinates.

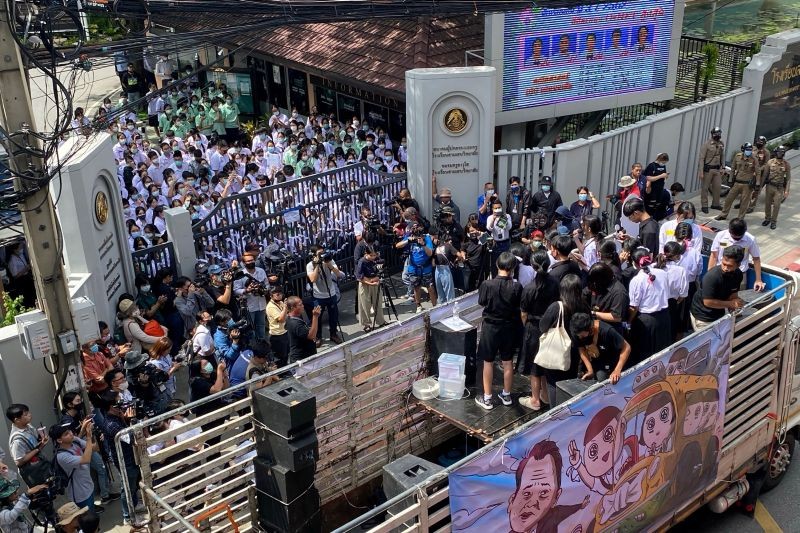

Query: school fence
[
  {"left": 131, "top": 241, "right": 177, "bottom": 279},
  {"left": 116, "top": 292, "right": 482, "bottom": 533},
  {"left": 191, "top": 163, "right": 407, "bottom": 295},
  {"left": 493, "top": 86, "right": 755, "bottom": 213},
  {"left": 332, "top": 264, "right": 799, "bottom": 532}
]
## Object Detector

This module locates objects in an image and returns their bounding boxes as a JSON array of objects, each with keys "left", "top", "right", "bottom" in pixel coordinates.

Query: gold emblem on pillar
[
  {"left": 94, "top": 191, "right": 109, "bottom": 225},
  {"left": 444, "top": 108, "right": 468, "bottom": 134}
]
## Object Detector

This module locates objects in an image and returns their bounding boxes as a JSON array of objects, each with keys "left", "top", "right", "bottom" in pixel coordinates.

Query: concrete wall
[
  {"left": 53, "top": 133, "right": 135, "bottom": 325},
  {"left": 495, "top": 87, "right": 755, "bottom": 205}
]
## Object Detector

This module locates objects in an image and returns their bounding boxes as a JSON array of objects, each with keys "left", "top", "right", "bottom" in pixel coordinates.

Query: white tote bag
[{"left": 534, "top": 302, "right": 572, "bottom": 371}]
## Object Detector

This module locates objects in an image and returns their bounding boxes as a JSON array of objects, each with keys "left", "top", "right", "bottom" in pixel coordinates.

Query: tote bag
[{"left": 534, "top": 302, "right": 572, "bottom": 371}]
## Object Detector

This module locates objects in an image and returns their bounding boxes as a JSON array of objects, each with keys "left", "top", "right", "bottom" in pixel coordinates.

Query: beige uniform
[
  {"left": 763, "top": 158, "right": 792, "bottom": 225},
  {"left": 698, "top": 139, "right": 725, "bottom": 208},
  {"left": 721, "top": 153, "right": 760, "bottom": 218},
  {"left": 748, "top": 147, "right": 771, "bottom": 210}
]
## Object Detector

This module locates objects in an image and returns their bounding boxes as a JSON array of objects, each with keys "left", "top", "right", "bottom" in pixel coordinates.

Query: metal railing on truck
[
  {"left": 115, "top": 293, "right": 482, "bottom": 532},
  {"left": 332, "top": 264, "right": 799, "bottom": 533}
]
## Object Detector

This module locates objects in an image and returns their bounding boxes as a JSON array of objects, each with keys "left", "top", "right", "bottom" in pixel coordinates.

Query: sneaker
[
  {"left": 94, "top": 505, "right": 105, "bottom": 514},
  {"left": 415, "top": 306, "right": 424, "bottom": 314},
  {"left": 101, "top": 493, "right": 121, "bottom": 504},
  {"left": 770, "top": 222, "right": 777, "bottom": 230},
  {"left": 475, "top": 396, "right": 494, "bottom": 410},
  {"left": 498, "top": 392, "right": 513, "bottom": 406},
  {"left": 405, "top": 295, "right": 415, "bottom": 302},
  {"left": 134, "top": 501, "right": 146, "bottom": 512},
  {"left": 315, "top": 339, "right": 323, "bottom": 348},
  {"left": 519, "top": 396, "right": 542, "bottom": 411},
  {"left": 762, "top": 219, "right": 770, "bottom": 226}
]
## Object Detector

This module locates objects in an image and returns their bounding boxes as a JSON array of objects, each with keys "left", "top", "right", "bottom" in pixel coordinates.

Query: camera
[
  {"left": 313, "top": 250, "right": 334, "bottom": 264},
  {"left": 383, "top": 195, "right": 401, "bottom": 207},
  {"left": 220, "top": 267, "right": 238, "bottom": 284},
  {"left": 410, "top": 224, "right": 424, "bottom": 238},
  {"left": 365, "top": 215, "right": 383, "bottom": 232},
  {"left": 228, "top": 318, "right": 250, "bottom": 333}
]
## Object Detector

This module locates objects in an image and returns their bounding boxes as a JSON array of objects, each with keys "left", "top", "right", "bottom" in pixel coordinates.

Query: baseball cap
[
  {"left": 207, "top": 264, "right": 223, "bottom": 275},
  {"left": 439, "top": 188, "right": 452, "bottom": 197},
  {"left": 555, "top": 206, "right": 573, "bottom": 220}
]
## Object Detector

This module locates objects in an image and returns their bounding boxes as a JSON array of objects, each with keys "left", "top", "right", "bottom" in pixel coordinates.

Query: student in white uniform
[
  {"left": 659, "top": 201, "right": 703, "bottom": 252},
  {"left": 628, "top": 248, "right": 671, "bottom": 364},
  {"left": 657, "top": 242, "right": 689, "bottom": 341}
]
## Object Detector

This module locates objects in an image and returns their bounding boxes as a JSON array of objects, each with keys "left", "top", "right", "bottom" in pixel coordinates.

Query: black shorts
[
  {"left": 148, "top": 115, "right": 159, "bottom": 127},
  {"left": 478, "top": 322, "right": 520, "bottom": 363}
]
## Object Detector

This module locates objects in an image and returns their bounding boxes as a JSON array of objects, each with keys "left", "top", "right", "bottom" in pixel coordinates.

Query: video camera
[
  {"left": 116, "top": 398, "right": 155, "bottom": 424},
  {"left": 365, "top": 214, "right": 383, "bottom": 232},
  {"left": 313, "top": 250, "right": 335, "bottom": 264},
  {"left": 383, "top": 195, "right": 401, "bottom": 207}
]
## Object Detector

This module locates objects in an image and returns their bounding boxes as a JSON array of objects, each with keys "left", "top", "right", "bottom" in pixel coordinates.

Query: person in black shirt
[
  {"left": 285, "top": 296, "right": 320, "bottom": 362},
  {"left": 356, "top": 247, "right": 385, "bottom": 330},
  {"left": 570, "top": 312, "right": 631, "bottom": 384},
  {"left": 548, "top": 235, "right": 583, "bottom": 283},
  {"left": 204, "top": 264, "right": 237, "bottom": 318},
  {"left": 505, "top": 176, "right": 533, "bottom": 230},
  {"left": 643, "top": 153, "right": 670, "bottom": 220},
  {"left": 598, "top": 240, "right": 624, "bottom": 282},
  {"left": 518, "top": 250, "right": 560, "bottom": 411},
  {"left": 475, "top": 252, "right": 522, "bottom": 410},
  {"left": 690, "top": 245, "right": 745, "bottom": 330},
  {"left": 622, "top": 198, "right": 659, "bottom": 254},
  {"left": 539, "top": 274, "right": 591, "bottom": 404},
  {"left": 463, "top": 218, "right": 489, "bottom": 292},
  {"left": 584, "top": 263, "right": 629, "bottom": 335},
  {"left": 531, "top": 175, "right": 564, "bottom": 230},
  {"left": 189, "top": 358, "right": 228, "bottom": 417}
]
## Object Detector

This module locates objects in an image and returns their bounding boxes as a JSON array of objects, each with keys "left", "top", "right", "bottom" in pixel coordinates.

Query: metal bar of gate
[{"left": 141, "top": 484, "right": 202, "bottom": 533}]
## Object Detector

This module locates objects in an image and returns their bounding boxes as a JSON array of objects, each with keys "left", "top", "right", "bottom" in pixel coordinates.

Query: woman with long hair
[
  {"left": 148, "top": 337, "right": 179, "bottom": 400},
  {"left": 539, "top": 273, "right": 590, "bottom": 403},
  {"left": 585, "top": 262, "right": 629, "bottom": 336},
  {"left": 579, "top": 214, "right": 605, "bottom": 269},
  {"left": 674, "top": 221, "right": 703, "bottom": 334},
  {"left": 657, "top": 242, "right": 690, "bottom": 341},
  {"left": 518, "top": 250, "right": 561, "bottom": 410}
]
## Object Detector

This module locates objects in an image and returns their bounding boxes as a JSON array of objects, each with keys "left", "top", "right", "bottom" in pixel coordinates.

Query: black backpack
[{"left": 50, "top": 448, "right": 76, "bottom": 496}]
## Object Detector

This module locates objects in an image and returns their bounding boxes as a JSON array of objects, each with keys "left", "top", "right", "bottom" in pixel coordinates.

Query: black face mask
[{"left": 244, "top": 262, "right": 256, "bottom": 269}]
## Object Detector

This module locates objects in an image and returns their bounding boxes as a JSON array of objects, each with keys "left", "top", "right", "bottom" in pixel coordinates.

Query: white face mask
[{"left": 118, "top": 381, "right": 129, "bottom": 391}]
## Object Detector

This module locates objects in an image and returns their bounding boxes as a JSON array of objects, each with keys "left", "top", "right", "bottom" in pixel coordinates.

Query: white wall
[
  {"left": 53, "top": 134, "right": 135, "bottom": 325},
  {"left": 494, "top": 88, "right": 754, "bottom": 205},
  {"left": 0, "top": 325, "right": 61, "bottom": 468}
]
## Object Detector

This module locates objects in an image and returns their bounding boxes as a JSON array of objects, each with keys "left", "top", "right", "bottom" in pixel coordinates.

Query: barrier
[{"left": 131, "top": 241, "right": 177, "bottom": 279}]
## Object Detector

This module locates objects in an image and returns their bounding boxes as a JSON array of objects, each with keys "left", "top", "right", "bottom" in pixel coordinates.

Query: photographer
[
  {"left": 396, "top": 223, "right": 437, "bottom": 313},
  {"left": 173, "top": 277, "right": 215, "bottom": 339},
  {"left": 435, "top": 206, "right": 465, "bottom": 291},
  {"left": 233, "top": 252, "right": 269, "bottom": 340},
  {"left": 148, "top": 338, "right": 180, "bottom": 400},
  {"left": 505, "top": 176, "right": 533, "bottom": 231},
  {"left": 0, "top": 478, "right": 48, "bottom": 533},
  {"left": 353, "top": 207, "right": 385, "bottom": 242},
  {"left": 97, "top": 390, "right": 144, "bottom": 528},
  {"left": 204, "top": 264, "right": 237, "bottom": 316},
  {"left": 432, "top": 233, "right": 463, "bottom": 304},
  {"left": 213, "top": 309, "right": 243, "bottom": 367},
  {"left": 354, "top": 231, "right": 377, "bottom": 268},
  {"left": 286, "top": 296, "right": 321, "bottom": 362},
  {"left": 123, "top": 351, "right": 168, "bottom": 416},
  {"left": 6, "top": 404, "right": 50, "bottom": 487},
  {"left": 305, "top": 245, "right": 345, "bottom": 346},
  {"left": 477, "top": 182, "right": 498, "bottom": 229},
  {"left": 51, "top": 420, "right": 99, "bottom": 511},
  {"left": 266, "top": 288, "right": 289, "bottom": 367},
  {"left": 391, "top": 188, "right": 420, "bottom": 217},
  {"left": 356, "top": 246, "right": 385, "bottom": 332},
  {"left": 463, "top": 218, "right": 489, "bottom": 292},
  {"left": 431, "top": 172, "right": 461, "bottom": 223}
]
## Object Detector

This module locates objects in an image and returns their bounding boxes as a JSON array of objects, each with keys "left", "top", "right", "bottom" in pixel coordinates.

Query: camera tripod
[{"left": 372, "top": 270, "right": 399, "bottom": 327}]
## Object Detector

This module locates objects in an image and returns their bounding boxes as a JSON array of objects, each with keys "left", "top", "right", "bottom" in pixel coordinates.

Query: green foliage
[
  {"left": 0, "top": 293, "right": 32, "bottom": 328},
  {"left": 700, "top": 43, "right": 719, "bottom": 82}
]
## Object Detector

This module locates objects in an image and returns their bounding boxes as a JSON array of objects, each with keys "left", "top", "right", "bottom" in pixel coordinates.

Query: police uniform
[
  {"left": 698, "top": 137, "right": 725, "bottom": 209},
  {"left": 719, "top": 152, "right": 759, "bottom": 218},
  {"left": 747, "top": 147, "right": 771, "bottom": 212},
  {"left": 763, "top": 157, "right": 792, "bottom": 228}
]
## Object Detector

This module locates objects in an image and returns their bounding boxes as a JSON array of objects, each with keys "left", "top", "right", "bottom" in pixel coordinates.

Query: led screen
[{"left": 502, "top": 1, "right": 676, "bottom": 111}]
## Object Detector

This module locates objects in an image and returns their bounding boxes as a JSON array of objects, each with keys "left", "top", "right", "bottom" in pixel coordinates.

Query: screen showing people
[{"left": 503, "top": 0, "right": 674, "bottom": 111}]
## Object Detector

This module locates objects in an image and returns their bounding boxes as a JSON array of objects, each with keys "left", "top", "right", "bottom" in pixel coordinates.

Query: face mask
[
  {"left": 101, "top": 334, "right": 111, "bottom": 343},
  {"left": 366, "top": 141, "right": 373, "bottom": 147},
  {"left": 186, "top": 180, "right": 196, "bottom": 187},
  {"left": 378, "top": 144, "right": 386, "bottom": 150},
  {"left": 531, "top": 240, "right": 543, "bottom": 249},
  {"left": 178, "top": 187, "right": 187, "bottom": 195},
  {"left": 542, "top": 185, "right": 551, "bottom": 192},
  {"left": 386, "top": 155, "right": 393, "bottom": 162},
  {"left": 510, "top": 184, "right": 520, "bottom": 192},
  {"left": 290, "top": 126, "right": 298, "bottom": 133},
  {"left": 127, "top": 125, "right": 135, "bottom": 131},
  {"left": 367, "top": 154, "right": 375, "bottom": 162},
  {"left": 201, "top": 185, "right": 209, "bottom": 192},
  {"left": 141, "top": 284, "right": 151, "bottom": 293},
  {"left": 226, "top": 99, "right": 232, "bottom": 104},
  {"left": 578, "top": 193, "right": 588, "bottom": 201},
  {"left": 131, "top": 231, "right": 142, "bottom": 238},
  {"left": 744, "top": 150, "right": 753, "bottom": 157},
  {"left": 191, "top": 213, "right": 200, "bottom": 220},
  {"left": 175, "top": 161, "right": 183, "bottom": 168},
  {"left": 118, "top": 381, "right": 129, "bottom": 391},
  {"left": 347, "top": 159, "right": 355, "bottom": 164},
  {"left": 244, "top": 261, "right": 256, "bottom": 269},
  {"left": 290, "top": 144, "right": 298, "bottom": 151},
  {"left": 301, "top": 156, "right": 308, "bottom": 162},
  {"left": 344, "top": 143, "right": 352, "bottom": 149},
  {"left": 151, "top": 159, "right": 158, "bottom": 165},
  {"left": 144, "top": 232, "right": 154, "bottom": 240},
  {"left": 165, "top": 110, "right": 172, "bottom": 115},
  {"left": 712, "top": 134, "right": 721, "bottom": 141},
  {"left": 90, "top": 344, "right": 100, "bottom": 353},
  {"left": 493, "top": 209, "right": 503, "bottom": 215}
]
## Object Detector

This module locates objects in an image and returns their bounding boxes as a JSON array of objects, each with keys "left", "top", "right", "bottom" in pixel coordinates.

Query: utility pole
[{"left": 0, "top": 4, "right": 82, "bottom": 412}]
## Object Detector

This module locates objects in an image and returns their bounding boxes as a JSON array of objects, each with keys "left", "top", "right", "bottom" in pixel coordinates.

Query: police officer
[
  {"left": 762, "top": 145, "right": 792, "bottom": 230},
  {"left": 716, "top": 143, "right": 760, "bottom": 221},
  {"left": 698, "top": 126, "right": 725, "bottom": 213},
  {"left": 747, "top": 135, "right": 770, "bottom": 213}
]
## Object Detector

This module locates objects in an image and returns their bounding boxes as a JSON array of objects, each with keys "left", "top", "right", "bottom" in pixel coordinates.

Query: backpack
[{"left": 51, "top": 448, "right": 76, "bottom": 496}]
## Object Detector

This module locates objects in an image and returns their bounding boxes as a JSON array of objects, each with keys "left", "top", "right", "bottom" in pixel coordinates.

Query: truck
[{"left": 118, "top": 252, "right": 799, "bottom": 533}]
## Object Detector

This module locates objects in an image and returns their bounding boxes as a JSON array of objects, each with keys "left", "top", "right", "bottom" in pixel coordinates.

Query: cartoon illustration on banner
[{"left": 449, "top": 318, "right": 733, "bottom": 533}]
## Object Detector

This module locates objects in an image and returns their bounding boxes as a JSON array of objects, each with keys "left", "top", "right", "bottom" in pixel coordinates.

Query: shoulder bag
[{"left": 535, "top": 302, "right": 572, "bottom": 371}]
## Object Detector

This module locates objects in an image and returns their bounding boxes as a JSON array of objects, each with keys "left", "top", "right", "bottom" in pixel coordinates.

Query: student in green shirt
[
  {"left": 208, "top": 100, "right": 226, "bottom": 138},
  {"left": 173, "top": 115, "right": 190, "bottom": 139},
  {"left": 195, "top": 108, "right": 213, "bottom": 136},
  {"left": 158, "top": 105, "right": 174, "bottom": 135},
  {"left": 283, "top": 142, "right": 298, "bottom": 167},
  {"left": 221, "top": 95, "right": 240, "bottom": 142}
]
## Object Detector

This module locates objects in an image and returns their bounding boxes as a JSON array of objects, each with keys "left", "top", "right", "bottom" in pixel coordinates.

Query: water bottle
[{"left": 452, "top": 300, "right": 461, "bottom": 319}]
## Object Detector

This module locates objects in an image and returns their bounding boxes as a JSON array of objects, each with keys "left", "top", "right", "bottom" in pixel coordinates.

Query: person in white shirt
[
  {"left": 486, "top": 199, "right": 512, "bottom": 277},
  {"left": 657, "top": 242, "right": 689, "bottom": 341},
  {"left": 628, "top": 248, "right": 671, "bottom": 364},
  {"left": 708, "top": 217, "right": 765, "bottom": 291},
  {"left": 191, "top": 310, "right": 216, "bottom": 360},
  {"left": 659, "top": 201, "right": 703, "bottom": 252},
  {"left": 579, "top": 214, "right": 604, "bottom": 269},
  {"left": 112, "top": 135, "right": 128, "bottom": 162},
  {"left": 268, "top": 105, "right": 288, "bottom": 130},
  {"left": 510, "top": 243, "right": 534, "bottom": 288}
]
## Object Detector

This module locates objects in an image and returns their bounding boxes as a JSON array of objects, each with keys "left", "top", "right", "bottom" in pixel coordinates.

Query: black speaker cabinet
[
  {"left": 251, "top": 378, "right": 316, "bottom": 438},
  {"left": 382, "top": 454, "right": 445, "bottom": 500},
  {"left": 555, "top": 378, "right": 599, "bottom": 406},
  {"left": 430, "top": 321, "right": 478, "bottom": 386},
  {"left": 257, "top": 487, "right": 321, "bottom": 533},
  {"left": 255, "top": 426, "right": 319, "bottom": 471},
  {"left": 254, "top": 456, "right": 316, "bottom": 503}
]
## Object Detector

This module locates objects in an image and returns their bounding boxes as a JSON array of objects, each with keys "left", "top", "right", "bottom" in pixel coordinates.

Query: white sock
[
  {"left": 502, "top": 390, "right": 510, "bottom": 396},
  {"left": 484, "top": 394, "right": 492, "bottom": 401}
]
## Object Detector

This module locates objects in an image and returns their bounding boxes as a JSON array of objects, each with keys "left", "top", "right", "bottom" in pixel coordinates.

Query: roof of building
[{"left": 165, "top": 15, "right": 485, "bottom": 96}]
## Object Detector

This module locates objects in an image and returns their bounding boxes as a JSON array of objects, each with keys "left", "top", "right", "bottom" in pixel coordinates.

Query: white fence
[{"left": 494, "top": 88, "right": 755, "bottom": 208}]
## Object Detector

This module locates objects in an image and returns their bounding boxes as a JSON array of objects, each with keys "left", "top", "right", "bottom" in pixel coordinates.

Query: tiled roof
[{"left": 166, "top": 15, "right": 485, "bottom": 95}]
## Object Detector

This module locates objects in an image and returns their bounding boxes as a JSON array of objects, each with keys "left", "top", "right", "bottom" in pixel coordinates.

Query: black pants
[
  {"left": 631, "top": 308, "right": 671, "bottom": 365},
  {"left": 270, "top": 332, "right": 289, "bottom": 368}
]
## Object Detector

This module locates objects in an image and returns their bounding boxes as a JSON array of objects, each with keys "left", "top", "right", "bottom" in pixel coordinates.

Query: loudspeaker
[
  {"left": 255, "top": 426, "right": 319, "bottom": 471},
  {"left": 382, "top": 454, "right": 445, "bottom": 500},
  {"left": 555, "top": 378, "right": 597, "bottom": 406},
  {"left": 257, "top": 487, "right": 321, "bottom": 533},
  {"left": 254, "top": 456, "right": 316, "bottom": 503},
  {"left": 252, "top": 378, "right": 316, "bottom": 438},
  {"left": 430, "top": 322, "right": 478, "bottom": 386}
]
